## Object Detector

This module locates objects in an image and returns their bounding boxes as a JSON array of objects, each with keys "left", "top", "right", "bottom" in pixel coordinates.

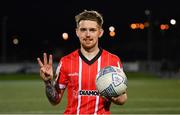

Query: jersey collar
[{"left": 78, "top": 48, "right": 103, "bottom": 65}]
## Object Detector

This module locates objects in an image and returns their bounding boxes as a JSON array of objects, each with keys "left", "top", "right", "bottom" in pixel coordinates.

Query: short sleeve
[{"left": 55, "top": 58, "right": 68, "bottom": 89}]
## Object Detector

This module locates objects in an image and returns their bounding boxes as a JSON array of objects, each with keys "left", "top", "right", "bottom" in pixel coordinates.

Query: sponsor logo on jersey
[
  {"left": 79, "top": 90, "right": 99, "bottom": 96},
  {"left": 68, "top": 72, "right": 79, "bottom": 76}
]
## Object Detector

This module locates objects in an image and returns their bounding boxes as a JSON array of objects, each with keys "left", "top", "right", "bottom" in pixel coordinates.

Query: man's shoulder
[
  {"left": 62, "top": 49, "right": 79, "bottom": 60},
  {"left": 102, "top": 49, "right": 119, "bottom": 58}
]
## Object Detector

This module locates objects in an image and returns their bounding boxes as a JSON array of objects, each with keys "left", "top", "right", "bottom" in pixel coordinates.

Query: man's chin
[{"left": 82, "top": 45, "right": 93, "bottom": 50}]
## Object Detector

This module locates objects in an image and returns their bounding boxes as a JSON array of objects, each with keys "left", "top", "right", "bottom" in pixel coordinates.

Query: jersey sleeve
[
  {"left": 55, "top": 58, "right": 68, "bottom": 90},
  {"left": 112, "top": 55, "right": 123, "bottom": 70}
]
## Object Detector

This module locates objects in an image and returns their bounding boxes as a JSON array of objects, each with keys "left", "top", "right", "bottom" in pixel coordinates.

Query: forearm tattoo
[{"left": 45, "top": 80, "right": 60, "bottom": 105}]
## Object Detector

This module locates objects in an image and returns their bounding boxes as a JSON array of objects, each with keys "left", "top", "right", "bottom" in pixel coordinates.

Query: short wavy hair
[{"left": 75, "top": 10, "right": 104, "bottom": 28}]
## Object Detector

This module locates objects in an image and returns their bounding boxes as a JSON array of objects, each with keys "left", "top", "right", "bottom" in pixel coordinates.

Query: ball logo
[
  {"left": 100, "top": 84, "right": 117, "bottom": 97},
  {"left": 112, "top": 73, "right": 124, "bottom": 87},
  {"left": 96, "top": 66, "right": 116, "bottom": 81},
  {"left": 102, "top": 66, "right": 116, "bottom": 75}
]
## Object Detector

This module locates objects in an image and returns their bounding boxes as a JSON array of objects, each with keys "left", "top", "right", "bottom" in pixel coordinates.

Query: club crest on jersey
[{"left": 79, "top": 90, "right": 99, "bottom": 96}]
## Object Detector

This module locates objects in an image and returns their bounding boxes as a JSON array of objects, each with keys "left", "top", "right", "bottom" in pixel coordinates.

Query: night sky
[{"left": 0, "top": 0, "right": 180, "bottom": 62}]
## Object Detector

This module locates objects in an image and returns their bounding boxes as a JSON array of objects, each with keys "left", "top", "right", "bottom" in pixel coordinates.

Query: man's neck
[{"left": 80, "top": 47, "right": 100, "bottom": 61}]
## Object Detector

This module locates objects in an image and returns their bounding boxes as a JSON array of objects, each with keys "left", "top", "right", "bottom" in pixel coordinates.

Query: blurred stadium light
[
  {"left": 109, "top": 31, "right": 116, "bottom": 37},
  {"left": 170, "top": 19, "right": 176, "bottom": 25},
  {"left": 160, "top": 24, "right": 169, "bottom": 30},
  {"left": 109, "top": 26, "right": 115, "bottom": 32},
  {"left": 62, "top": 32, "right": 69, "bottom": 40}
]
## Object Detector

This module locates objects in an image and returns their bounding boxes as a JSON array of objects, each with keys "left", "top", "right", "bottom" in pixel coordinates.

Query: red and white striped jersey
[{"left": 55, "top": 48, "right": 123, "bottom": 114}]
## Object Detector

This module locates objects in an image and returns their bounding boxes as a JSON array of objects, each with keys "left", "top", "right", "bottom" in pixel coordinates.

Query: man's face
[{"left": 76, "top": 20, "right": 103, "bottom": 50}]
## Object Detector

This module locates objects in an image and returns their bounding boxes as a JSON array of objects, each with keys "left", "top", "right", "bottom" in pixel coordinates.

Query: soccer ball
[{"left": 96, "top": 66, "right": 127, "bottom": 97}]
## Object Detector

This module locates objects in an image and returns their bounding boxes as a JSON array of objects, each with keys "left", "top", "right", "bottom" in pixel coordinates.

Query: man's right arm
[
  {"left": 45, "top": 80, "right": 64, "bottom": 105},
  {"left": 37, "top": 53, "right": 64, "bottom": 105}
]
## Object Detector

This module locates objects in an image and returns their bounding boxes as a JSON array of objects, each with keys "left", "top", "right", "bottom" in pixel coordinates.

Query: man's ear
[
  {"left": 99, "top": 28, "right": 104, "bottom": 38},
  {"left": 75, "top": 28, "right": 79, "bottom": 38}
]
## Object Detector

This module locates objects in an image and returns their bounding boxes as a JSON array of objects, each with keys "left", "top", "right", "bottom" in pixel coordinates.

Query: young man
[{"left": 37, "top": 10, "right": 127, "bottom": 114}]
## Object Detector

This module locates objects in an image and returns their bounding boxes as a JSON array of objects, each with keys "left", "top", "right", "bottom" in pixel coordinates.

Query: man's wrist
[{"left": 44, "top": 79, "right": 53, "bottom": 86}]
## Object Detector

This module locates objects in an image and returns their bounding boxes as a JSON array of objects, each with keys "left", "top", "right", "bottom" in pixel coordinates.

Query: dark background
[{"left": 0, "top": 0, "right": 180, "bottom": 63}]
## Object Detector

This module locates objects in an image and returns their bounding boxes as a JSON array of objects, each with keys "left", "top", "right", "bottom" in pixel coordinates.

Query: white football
[{"left": 96, "top": 66, "right": 127, "bottom": 97}]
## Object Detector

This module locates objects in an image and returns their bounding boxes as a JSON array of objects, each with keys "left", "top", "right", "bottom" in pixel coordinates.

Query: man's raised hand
[{"left": 37, "top": 53, "right": 53, "bottom": 81}]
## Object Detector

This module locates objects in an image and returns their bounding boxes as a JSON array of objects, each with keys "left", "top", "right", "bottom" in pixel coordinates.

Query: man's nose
[{"left": 85, "top": 30, "right": 90, "bottom": 36}]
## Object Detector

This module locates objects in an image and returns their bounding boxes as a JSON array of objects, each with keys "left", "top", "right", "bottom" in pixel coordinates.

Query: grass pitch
[{"left": 0, "top": 73, "right": 180, "bottom": 114}]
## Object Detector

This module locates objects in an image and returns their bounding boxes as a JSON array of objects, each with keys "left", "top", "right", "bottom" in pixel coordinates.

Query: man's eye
[
  {"left": 89, "top": 28, "right": 96, "bottom": 32},
  {"left": 80, "top": 28, "right": 86, "bottom": 31}
]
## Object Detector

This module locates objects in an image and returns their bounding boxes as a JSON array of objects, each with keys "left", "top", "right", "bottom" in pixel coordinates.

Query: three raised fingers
[{"left": 37, "top": 53, "right": 53, "bottom": 67}]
